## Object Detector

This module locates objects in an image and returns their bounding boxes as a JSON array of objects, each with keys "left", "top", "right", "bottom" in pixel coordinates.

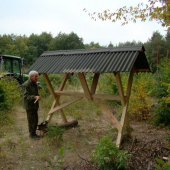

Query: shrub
[
  {"left": 152, "top": 59, "right": 170, "bottom": 127},
  {"left": 122, "top": 73, "right": 154, "bottom": 120},
  {"left": 0, "top": 77, "right": 20, "bottom": 125},
  {"left": 46, "top": 126, "right": 64, "bottom": 144},
  {"left": 91, "top": 135, "right": 131, "bottom": 170},
  {"left": 153, "top": 101, "right": 170, "bottom": 128}
]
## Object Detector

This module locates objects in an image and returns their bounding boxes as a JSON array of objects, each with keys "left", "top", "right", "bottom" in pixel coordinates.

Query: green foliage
[
  {"left": 48, "top": 32, "right": 85, "bottom": 51},
  {"left": 0, "top": 77, "right": 20, "bottom": 125},
  {"left": 48, "top": 145, "right": 73, "bottom": 170},
  {"left": 155, "top": 157, "right": 170, "bottom": 170},
  {"left": 46, "top": 126, "right": 64, "bottom": 143},
  {"left": 91, "top": 135, "right": 131, "bottom": 170},
  {"left": 151, "top": 59, "right": 170, "bottom": 127},
  {"left": 126, "top": 73, "right": 154, "bottom": 120},
  {"left": 145, "top": 31, "right": 166, "bottom": 72},
  {"left": 153, "top": 101, "right": 170, "bottom": 127}
]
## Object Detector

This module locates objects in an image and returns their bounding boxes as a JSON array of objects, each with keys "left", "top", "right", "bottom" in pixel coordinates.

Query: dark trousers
[{"left": 26, "top": 110, "right": 38, "bottom": 136}]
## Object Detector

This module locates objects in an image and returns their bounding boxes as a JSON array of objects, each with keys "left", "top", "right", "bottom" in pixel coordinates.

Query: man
[{"left": 23, "top": 70, "right": 40, "bottom": 139}]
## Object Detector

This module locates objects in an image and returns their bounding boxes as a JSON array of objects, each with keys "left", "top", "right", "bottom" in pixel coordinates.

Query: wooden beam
[
  {"left": 114, "top": 72, "right": 126, "bottom": 107},
  {"left": 56, "top": 91, "right": 86, "bottom": 98},
  {"left": 116, "top": 69, "right": 135, "bottom": 147},
  {"left": 137, "top": 69, "right": 150, "bottom": 72},
  {"left": 42, "top": 74, "right": 56, "bottom": 99},
  {"left": 55, "top": 91, "right": 121, "bottom": 101},
  {"left": 124, "top": 68, "right": 135, "bottom": 135},
  {"left": 90, "top": 73, "right": 100, "bottom": 94},
  {"left": 59, "top": 73, "right": 69, "bottom": 91},
  {"left": 48, "top": 98, "right": 83, "bottom": 115},
  {"left": 78, "top": 73, "right": 92, "bottom": 100},
  {"left": 43, "top": 73, "right": 68, "bottom": 123},
  {"left": 96, "top": 99, "right": 122, "bottom": 131}
]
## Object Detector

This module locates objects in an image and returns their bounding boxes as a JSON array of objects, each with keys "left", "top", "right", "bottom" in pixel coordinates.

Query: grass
[{"left": 0, "top": 98, "right": 117, "bottom": 170}]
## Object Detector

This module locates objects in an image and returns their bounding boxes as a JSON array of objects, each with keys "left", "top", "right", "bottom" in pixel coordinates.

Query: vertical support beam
[
  {"left": 78, "top": 73, "right": 92, "bottom": 100},
  {"left": 43, "top": 73, "right": 56, "bottom": 99},
  {"left": 90, "top": 73, "right": 100, "bottom": 94},
  {"left": 114, "top": 72, "right": 125, "bottom": 107},
  {"left": 59, "top": 73, "right": 69, "bottom": 91},
  {"left": 43, "top": 73, "right": 68, "bottom": 123},
  {"left": 124, "top": 68, "right": 135, "bottom": 136},
  {"left": 116, "top": 69, "right": 135, "bottom": 148}
]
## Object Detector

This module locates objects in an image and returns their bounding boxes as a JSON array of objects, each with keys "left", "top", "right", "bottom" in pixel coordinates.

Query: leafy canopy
[{"left": 84, "top": 0, "right": 170, "bottom": 27}]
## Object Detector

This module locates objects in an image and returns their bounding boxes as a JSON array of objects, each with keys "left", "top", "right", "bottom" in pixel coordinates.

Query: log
[{"left": 58, "top": 119, "right": 78, "bottom": 129}]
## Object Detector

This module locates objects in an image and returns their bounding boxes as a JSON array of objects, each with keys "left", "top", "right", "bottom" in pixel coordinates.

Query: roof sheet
[{"left": 26, "top": 45, "right": 150, "bottom": 74}]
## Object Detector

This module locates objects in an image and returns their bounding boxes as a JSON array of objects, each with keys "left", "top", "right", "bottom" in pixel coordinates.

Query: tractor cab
[{"left": 0, "top": 55, "right": 29, "bottom": 84}]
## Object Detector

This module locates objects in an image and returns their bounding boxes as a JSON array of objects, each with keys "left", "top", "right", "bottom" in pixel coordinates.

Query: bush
[
  {"left": 0, "top": 77, "right": 20, "bottom": 125},
  {"left": 121, "top": 73, "right": 154, "bottom": 120},
  {"left": 91, "top": 135, "right": 131, "bottom": 170},
  {"left": 153, "top": 101, "right": 170, "bottom": 128},
  {"left": 152, "top": 59, "right": 170, "bottom": 127},
  {"left": 45, "top": 125, "right": 64, "bottom": 144}
]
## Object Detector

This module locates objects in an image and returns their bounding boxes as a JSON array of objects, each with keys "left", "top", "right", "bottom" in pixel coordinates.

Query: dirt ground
[{"left": 0, "top": 103, "right": 170, "bottom": 170}]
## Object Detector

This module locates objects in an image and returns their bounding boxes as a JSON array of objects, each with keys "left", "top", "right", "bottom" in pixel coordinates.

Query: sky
[{"left": 0, "top": 0, "right": 167, "bottom": 46}]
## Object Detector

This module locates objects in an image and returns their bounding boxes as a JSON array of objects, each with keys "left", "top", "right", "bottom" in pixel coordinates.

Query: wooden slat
[
  {"left": 90, "top": 73, "right": 100, "bottom": 94},
  {"left": 48, "top": 98, "right": 83, "bottom": 115},
  {"left": 55, "top": 91, "right": 121, "bottom": 101},
  {"left": 96, "top": 99, "right": 122, "bottom": 131},
  {"left": 78, "top": 73, "right": 92, "bottom": 100}
]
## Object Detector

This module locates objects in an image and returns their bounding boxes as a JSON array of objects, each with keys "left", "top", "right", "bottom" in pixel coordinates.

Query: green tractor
[{"left": 0, "top": 54, "right": 29, "bottom": 84}]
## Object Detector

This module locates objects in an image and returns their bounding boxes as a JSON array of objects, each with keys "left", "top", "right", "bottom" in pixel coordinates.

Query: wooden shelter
[{"left": 27, "top": 45, "right": 150, "bottom": 147}]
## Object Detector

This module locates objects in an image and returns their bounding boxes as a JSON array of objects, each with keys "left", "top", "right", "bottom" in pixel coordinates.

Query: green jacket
[{"left": 23, "top": 79, "right": 39, "bottom": 110}]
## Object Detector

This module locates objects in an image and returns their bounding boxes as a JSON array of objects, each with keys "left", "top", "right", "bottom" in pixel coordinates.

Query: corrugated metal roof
[{"left": 26, "top": 45, "right": 150, "bottom": 74}]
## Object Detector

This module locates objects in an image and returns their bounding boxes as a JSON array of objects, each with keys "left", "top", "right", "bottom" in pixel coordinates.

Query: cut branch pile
[{"left": 126, "top": 138, "right": 170, "bottom": 170}]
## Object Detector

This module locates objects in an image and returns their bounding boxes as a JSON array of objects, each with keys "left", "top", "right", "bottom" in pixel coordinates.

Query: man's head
[{"left": 29, "top": 71, "right": 38, "bottom": 83}]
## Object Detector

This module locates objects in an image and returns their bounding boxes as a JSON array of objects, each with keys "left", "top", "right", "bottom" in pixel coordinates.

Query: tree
[
  {"left": 26, "top": 32, "right": 52, "bottom": 66},
  {"left": 144, "top": 31, "right": 166, "bottom": 71},
  {"left": 84, "top": 41, "right": 103, "bottom": 49},
  {"left": 108, "top": 41, "right": 114, "bottom": 48},
  {"left": 0, "top": 34, "right": 17, "bottom": 54},
  {"left": 15, "top": 36, "right": 28, "bottom": 58},
  {"left": 84, "top": 0, "right": 170, "bottom": 27},
  {"left": 117, "top": 40, "right": 142, "bottom": 47},
  {"left": 48, "top": 32, "right": 85, "bottom": 50},
  {"left": 165, "top": 29, "right": 170, "bottom": 58}
]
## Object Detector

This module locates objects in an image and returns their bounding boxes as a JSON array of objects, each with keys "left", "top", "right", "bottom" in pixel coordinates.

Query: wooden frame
[{"left": 42, "top": 69, "right": 135, "bottom": 148}]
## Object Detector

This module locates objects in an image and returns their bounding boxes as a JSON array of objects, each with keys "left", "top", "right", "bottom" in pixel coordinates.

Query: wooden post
[
  {"left": 90, "top": 73, "right": 100, "bottom": 94},
  {"left": 124, "top": 68, "right": 135, "bottom": 136},
  {"left": 116, "top": 69, "right": 134, "bottom": 148},
  {"left": 114, "top": 72, "right": 125, "bottom": 107},
  {"left": 78, "top": 73, "right": 92, "bottom": 100},
  {"left": 43, "top": 73, "right": 68, "bottom": 123}
]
